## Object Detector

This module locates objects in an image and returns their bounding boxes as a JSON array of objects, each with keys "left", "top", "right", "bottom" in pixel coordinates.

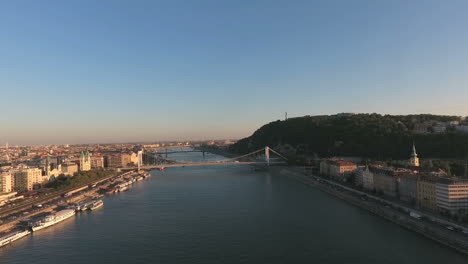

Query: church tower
[
  {"left": 80, "top": 151, "right": 91, "bottom": 171},
  {"left": 409, "top": 143, "right": 420, "bottom": 167}
]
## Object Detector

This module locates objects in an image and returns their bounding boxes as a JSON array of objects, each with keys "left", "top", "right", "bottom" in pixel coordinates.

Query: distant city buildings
[{"left": 0, "top": 141, "right": 230, "bottom": 197}]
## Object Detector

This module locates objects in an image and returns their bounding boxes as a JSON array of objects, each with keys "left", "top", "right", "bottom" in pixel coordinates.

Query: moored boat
[
  {"left": 30, "top": 209, "right": 75, "bottom": 232},
  {"left": 87, "top": 200, "right": 103, "bottom": 210},
  {"left": 0, "top": 230, "right": 30, "bottom": 247},
  {"left": 118, "top": 185, "right": 128, "bottom": 192}
]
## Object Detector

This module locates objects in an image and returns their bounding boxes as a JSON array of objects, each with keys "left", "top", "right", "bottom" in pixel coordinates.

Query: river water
[{"left": 1, "top": 150, "right": 468, "bottom": 264}]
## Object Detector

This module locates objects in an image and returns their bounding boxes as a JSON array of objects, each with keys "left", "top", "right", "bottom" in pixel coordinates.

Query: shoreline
[
  {"left": 0, "top": 170, "right": 147, "bottom": 249},
  {"left": 0, "top": 170, "right": 135, "bottom": 234},
  {"left": 269, "top": 166, "right": 468, "bottom": 257}
]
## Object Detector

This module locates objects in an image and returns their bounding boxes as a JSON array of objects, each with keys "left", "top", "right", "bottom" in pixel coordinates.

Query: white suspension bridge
[{"left": 135, "top": 146, "right": 288, "bottom": 171}]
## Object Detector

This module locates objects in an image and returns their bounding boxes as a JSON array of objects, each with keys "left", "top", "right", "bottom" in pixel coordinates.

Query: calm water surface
[{"left": 1, "top": 151, "right": 468, "bottom": 264}]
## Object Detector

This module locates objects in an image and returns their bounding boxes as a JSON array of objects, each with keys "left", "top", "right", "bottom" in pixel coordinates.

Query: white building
[
  {"left": 362, "top": 166, "right": 374, "bottom": 190},
  {"left": 436, "top": 179, "right": 468, "bottom": 213}
]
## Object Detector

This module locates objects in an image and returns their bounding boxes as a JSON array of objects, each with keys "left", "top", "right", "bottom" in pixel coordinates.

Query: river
[{"left": 1, "top": 150, "right": 467, "bottom": 263}]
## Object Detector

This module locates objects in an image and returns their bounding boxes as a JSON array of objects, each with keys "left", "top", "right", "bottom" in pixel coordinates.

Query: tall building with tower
[
  {"left": 409, "top": 143, "right": 420, "bottom": 167},
  {"left": 80, "top": 151, "right": 91, "bottom": 171}
]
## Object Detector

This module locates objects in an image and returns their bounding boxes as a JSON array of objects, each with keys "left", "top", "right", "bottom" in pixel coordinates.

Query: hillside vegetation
[{"left": 230, "top": 114, "right": 468, "bottom": 160}]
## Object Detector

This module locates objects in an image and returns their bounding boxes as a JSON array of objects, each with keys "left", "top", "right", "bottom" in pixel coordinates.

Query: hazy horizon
[
  {"left": 2, "top": 111, "right": 467, "bottom": 146},
  {"left": 2, "top": 1, "right": 468, "bottom": 145}
]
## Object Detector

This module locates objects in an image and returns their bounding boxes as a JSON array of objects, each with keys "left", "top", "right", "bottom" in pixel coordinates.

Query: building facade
[
  {"left": 13, "top": 168, "right": 43, "bottom": 191},
  {"left": 320, "top": 160, "right": 357, "bottom": 181},
  {"left": 398, "top": 173, "right": 418, "bottom": 203},
  {"left": 91, "top": 156, "right": 104, "bottom": 168},
  {"left": 62, "top": 163, "right": 78, "bottom": 176},
  {"left": 362, "top": 166, "right": 374, "bottom": 191},
  {"left": 417, "top": 176, "right": 438, "bottom": 212},
  {"left": 354, "top": 166, "right": 365, "bottom": 187},
  {"left": 121, "top": 153, "right": 132, "bottom": 167},
  {"left": 106, "top": 155, "right": 123, "bottom": 168},
  {"left": 436, "top": 178, "right": 468, "bottom": 213},
  {"left": 0, "top": 171, "right": 12, "bottom": 193},
  {"left": 371, "top": 167, "right": 398, "bottom": 197}
]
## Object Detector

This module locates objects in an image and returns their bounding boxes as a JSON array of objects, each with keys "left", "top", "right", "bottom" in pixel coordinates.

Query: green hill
[{"left": 230, "top": 114, "right": 468, "bottom": 160}]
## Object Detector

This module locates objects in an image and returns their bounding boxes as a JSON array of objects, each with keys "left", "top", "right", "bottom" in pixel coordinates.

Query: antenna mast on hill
[{"left": 465, "top": 160, "right": 468, "bottom": 178}]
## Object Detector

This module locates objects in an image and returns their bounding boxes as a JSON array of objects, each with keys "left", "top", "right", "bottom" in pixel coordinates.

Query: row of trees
[{"left": 45, "top": 169, "right": 117, "bottom": 190}]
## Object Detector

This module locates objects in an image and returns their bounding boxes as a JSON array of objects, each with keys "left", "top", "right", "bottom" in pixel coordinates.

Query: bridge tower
[
  {"left": 137, "top": 150, "right": 143, "bottom": 171},
  {"left": 265, "top": 146, "right": 270, "bottom": 166}
]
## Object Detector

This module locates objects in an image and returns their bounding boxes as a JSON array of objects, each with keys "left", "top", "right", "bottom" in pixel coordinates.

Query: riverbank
[
  {"left": 0, "top": 170, "right": 137, "bottom": 234},
  {"left": 0, "top": 170, "right": 151, "bottom": 250},
  {"left": 269, "top": 166, "right": 468, "bottom": 256}
]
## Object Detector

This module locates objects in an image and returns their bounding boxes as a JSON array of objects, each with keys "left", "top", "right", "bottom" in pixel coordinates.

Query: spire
[{"left": 412, "top": 142, "right": 418, "bottom": 157}]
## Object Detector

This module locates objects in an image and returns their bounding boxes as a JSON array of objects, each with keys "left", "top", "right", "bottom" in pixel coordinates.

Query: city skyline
[{"left": 2, "top": 0, "right": 468, "bottom": 145}]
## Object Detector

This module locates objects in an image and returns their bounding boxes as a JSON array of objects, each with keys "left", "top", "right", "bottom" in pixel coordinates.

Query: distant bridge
[
  {"left": 139, "top": 161, "right": 285, "bottom": 170},
  {"left": 136, "top": 147, "right": 287, "bottom": 171},
  {"left": 150, "top": 149, "right": 207, "bottom": 158}
]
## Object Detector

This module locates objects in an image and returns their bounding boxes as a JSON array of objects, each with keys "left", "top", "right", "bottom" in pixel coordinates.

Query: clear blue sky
[{"left": 1, "top": 0, "right": 468, "bottom": 145}]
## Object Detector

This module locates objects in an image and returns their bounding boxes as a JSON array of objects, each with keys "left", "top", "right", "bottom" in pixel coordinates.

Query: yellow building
[
  {"left": 417, "top": 176, "right": 438, "bottom": 212},
  {"left": 121, "top": 153, "right": 132, "bottom": 167},
  {"left": 130, "top": 152, "right": 138, "bottom": 165},
  {"left": 13, "top": 168, "right": 43, "bottom": 191},
  {"left": 0, "top": 171, "right": 12, "bottom": 193}
]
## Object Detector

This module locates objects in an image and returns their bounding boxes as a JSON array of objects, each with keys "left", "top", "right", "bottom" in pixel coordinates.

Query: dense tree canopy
[
  {"left": 46, "top": 169, "right": 117, "bottom": 190},
  {"left": 230, "top": 114, "right": 468, "bottom": 160}
]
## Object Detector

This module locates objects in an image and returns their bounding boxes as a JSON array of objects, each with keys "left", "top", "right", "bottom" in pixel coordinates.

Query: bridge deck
[{"left": 139, "top": 161, "right": 285, "bottom": 169}]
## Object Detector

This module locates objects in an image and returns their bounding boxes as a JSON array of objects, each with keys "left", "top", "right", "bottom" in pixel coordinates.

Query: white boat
[
  {"left": 30, "top": 209, "right": 76, "bottom": 232},
  {"left": 87, "top": 200, "right": 103, "bottom": 210},
  {"left": 118, "top": 186, "right": 128, "bottom": 192},
  {"left": 0, "top": 230, "right": 31, "bottom": 247}
]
